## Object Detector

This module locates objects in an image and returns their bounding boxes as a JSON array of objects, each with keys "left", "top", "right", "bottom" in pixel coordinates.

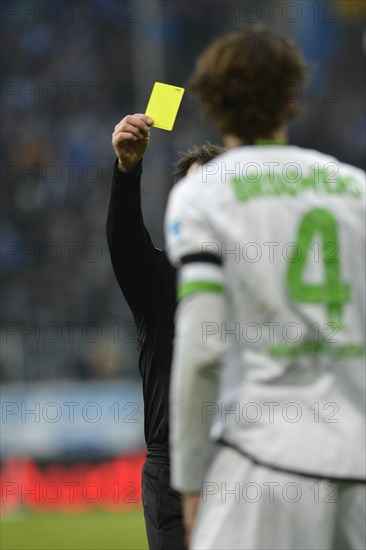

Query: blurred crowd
[{"left": 1, "top": 0, "right": 365, "bottom": 382}]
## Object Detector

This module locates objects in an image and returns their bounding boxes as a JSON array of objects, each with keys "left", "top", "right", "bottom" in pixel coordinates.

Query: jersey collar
[{"left": 254, "top": 139, "right": 286, "bottom": 146}]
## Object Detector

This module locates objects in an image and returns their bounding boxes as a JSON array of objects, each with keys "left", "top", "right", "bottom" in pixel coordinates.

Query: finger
[
  {"left": 114, "top": 123, "right": 145, "bottom": 140},
  {"left": 127, "top": 115, "right": 152, "bottom": 133},
  {"left": 112, "top": 131, "right": 138, "bottom": 145},
  {"left": 133, "top": 113, "right": 154, "bottom": 126},
  {"left": 114, "top": 122, "right": 149, "bottom": 139},
  {"left": 115, "top": 114, "right": 152, "bottom": 133},
  {"left": 112, "top": 130, "right": 138, "bottom": 143}
]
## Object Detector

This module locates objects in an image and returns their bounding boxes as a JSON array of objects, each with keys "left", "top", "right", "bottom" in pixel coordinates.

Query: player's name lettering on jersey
[
  {"left": 269, "top": 341, "right": 365, "bottom": 359},
  {"left": 231, "top": 169, "right": 362, "bottom": 203}
]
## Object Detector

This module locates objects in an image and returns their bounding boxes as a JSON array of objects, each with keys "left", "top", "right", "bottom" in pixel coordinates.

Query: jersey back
[{"left": 167, "top": 145, "right": 365, "bottom": 480}]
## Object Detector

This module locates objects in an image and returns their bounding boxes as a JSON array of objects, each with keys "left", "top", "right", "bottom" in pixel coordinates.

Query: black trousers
[{"left": 142, "top": 456, "right": 185, "bottom": 550}]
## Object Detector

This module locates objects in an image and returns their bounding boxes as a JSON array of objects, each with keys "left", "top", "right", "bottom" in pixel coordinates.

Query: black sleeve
[{"left": 106, "top": 159, "right": 163, "bottom": 314}]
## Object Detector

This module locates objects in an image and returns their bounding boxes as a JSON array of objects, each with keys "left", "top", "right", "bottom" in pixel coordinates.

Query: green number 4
[{"left": 287, "top": 208, "right": 351, "bottom": 328}]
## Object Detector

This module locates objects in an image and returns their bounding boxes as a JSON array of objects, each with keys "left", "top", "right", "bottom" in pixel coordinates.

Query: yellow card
[{"left": 145, "top": 82, "right": 185, "bottom": 131}]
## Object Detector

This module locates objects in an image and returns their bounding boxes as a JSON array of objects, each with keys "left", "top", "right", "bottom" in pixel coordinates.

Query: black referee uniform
[{"left": 107, "top": 160, "right": 185, "bottom": 550}]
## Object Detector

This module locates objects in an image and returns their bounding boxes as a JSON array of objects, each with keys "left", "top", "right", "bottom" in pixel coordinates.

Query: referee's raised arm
[
  {"left": 106, "top": 114, "right": 159, "bottom": 314},
  {"left": 106, "top": 125, "right": 224, "bottom": 549}
]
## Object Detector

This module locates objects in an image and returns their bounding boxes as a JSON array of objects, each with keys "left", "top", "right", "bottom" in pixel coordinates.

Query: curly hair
[{"left": 190, "top": 26, "right": 309, "bottom": 143}]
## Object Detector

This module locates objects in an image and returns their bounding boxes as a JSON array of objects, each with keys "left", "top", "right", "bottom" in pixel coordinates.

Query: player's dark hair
[
  {"left": 190, "top": 26, "right": 309, "bottom": 143},
  {"left": 172, "top": 142, "right": 225, "bottom": 183}
]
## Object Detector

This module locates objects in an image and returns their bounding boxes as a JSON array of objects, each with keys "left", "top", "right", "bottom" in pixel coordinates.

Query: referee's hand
[{"left": 112, "top": 114, "right": 153, "bottom": 172}]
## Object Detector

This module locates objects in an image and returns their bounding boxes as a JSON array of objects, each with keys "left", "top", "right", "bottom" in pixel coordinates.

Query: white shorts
[{"left": 191, "top": 445, "right": 366, "bottom": 550}]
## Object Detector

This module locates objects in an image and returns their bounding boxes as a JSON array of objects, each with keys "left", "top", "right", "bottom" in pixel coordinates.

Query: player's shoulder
[
  {"left": 225, "top": 143, "right": 364, "bottom": 169},
  {"left": 166, "top": 168, "right": 202, "bottom": 219},
  {"left": 308, "top": 149, "right": 365, "bottom": 197},
  {"left": 170, "top": 148, "right": 238, "bottom": 197},
  {"left": 170, "top": 145, "right": 365, "bottom": 200},
  {"left": 168, "top": 151, "right": 229, "bottom": 203},
  {"left": 258, "top": 145, "right": 365, "bottom": 187},
  {"left": 296, "top": 147, "right": 364, "bottom": 175}
]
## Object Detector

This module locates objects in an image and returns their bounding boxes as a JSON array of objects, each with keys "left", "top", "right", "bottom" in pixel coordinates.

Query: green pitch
[{"left": 0, "top": 509, "right": 148, "bottom": 550}]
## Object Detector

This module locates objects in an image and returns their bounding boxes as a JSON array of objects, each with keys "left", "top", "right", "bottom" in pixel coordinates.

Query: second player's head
[
  {"left": 172, "top": 142, "right": 226, "bottom": 183},
  {"left": 190, "top": 26, "right": 308, "bottom": 145}
]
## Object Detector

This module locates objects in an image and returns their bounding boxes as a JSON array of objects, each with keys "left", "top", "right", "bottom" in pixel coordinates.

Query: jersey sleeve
[
  {"left": 165, "top": 181, "right": 228, "bottom": 491},
  {"left": 107, "top": 160, "right": 166, "bottom": 314},
  {"left": 169, "top": 292, "right": 226, "bottom": 492},
  {"left": 165, "top": 181, "right": 224, "bottom": 301}
]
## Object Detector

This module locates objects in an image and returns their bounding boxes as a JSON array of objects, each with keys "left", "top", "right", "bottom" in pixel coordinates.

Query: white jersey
[{"left": 166, "top": 145, "right": 365, "bottom": 480}]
